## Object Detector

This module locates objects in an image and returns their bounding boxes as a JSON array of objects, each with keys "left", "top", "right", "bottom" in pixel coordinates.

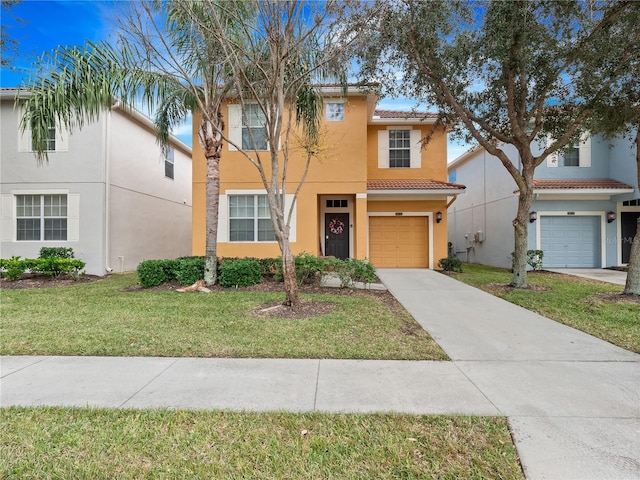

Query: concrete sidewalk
[
  {"left": 2, "top": 269, "right": 639, "bottom": 479},
  {"left": 545, "top": 268, "right": 628, "bottom": 286}
]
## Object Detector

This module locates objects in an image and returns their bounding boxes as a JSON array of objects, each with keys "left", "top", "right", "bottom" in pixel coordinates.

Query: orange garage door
[{"left": 369, "top": 216, "right": 428, "bottom": 268}]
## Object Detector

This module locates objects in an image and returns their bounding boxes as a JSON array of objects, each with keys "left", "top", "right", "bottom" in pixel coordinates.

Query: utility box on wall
[{"left": 473, "top": 231, "right": 485, "bottom": 243}]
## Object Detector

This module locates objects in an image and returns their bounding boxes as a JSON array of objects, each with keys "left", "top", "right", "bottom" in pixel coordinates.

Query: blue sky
[{"left": 1, "top": 0, "right": 470, "bottom": 160}]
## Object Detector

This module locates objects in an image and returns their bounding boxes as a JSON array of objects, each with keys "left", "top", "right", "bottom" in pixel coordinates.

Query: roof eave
[{"left": 367, "top": 188, "right": 466, "bottom": 195}]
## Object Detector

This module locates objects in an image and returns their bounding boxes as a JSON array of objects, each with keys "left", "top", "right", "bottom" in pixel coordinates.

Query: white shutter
[
  {"left": 67, "top": 194, "right": 80, "bottom": 241},
  {"left": 217, "top": 195, "right": 228, "bottom": 242},
  {"left": 579, "top": 135, "right": 591, "bottom": 167},
  {"left": 410, "top": 130, "right": 422, "bottom": 168},
  {"left": 284, "top": 194, "right": 296, "bottom": 242},
  {"left": 18, "top": 108, "right": 31, "bottom": 152},
  {"left": 1, "top": 194, "right": 14, "bottom": 242},
  {"left": 227, "top": 104, "right": 242, "bottom": 151},
  {"left": 55, "top": 124, "right": 69, "bottom": 152},
  {"left": 378, "top": 130, "right": 389, "bottom": 168}
]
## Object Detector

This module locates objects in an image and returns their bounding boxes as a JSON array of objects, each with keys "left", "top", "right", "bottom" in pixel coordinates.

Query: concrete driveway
[
  {"left": 377, "top": 268, "right": 640, "bottom": 480},
  {"left": 544, "top": 268, "right": 628, "bottom": 285}
]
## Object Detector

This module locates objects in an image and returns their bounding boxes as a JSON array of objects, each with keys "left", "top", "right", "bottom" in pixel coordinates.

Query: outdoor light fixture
[
  {"left": 607, "top": 211, "right": 616, "bottom": 223},
  {"left": 529, "top": 211, "right": 538, "bottom": 223},
  {"left": 436, "top": 211, "right": 443, "bottom": 223}
]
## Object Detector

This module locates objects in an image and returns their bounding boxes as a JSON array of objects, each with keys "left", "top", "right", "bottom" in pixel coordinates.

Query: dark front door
[
  {"left": 621, "top": 212, "right": 640, "bottom": 264},
  {"left": 325, "top": 212, "right": 349, "bottom": 259}
]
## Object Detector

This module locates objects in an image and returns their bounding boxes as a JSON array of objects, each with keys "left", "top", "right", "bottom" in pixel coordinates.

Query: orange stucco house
[{"left": 192, "top": 86, "right": 465, "bottom": 268}]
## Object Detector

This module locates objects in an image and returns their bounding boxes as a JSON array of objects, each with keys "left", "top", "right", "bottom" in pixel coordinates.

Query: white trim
[
  {"left": 11, "top": 189, "right": 69, "bottom": 195},
  {"left": 222, "top": 190, "right": 296, "bottom": 243},
  {"left": 356, "top": 193, "right": 367, "bottom": 199},
  {"left": 368, "top": 189, "right": 464, "bottom": 196},
  {"left": 366, "top": 211, "right": 434, "bottom": 269},
  {"left": 535, "top": 211, "right": 606, "bottom": 268},
  {"left": 533, "top": 188, "right": 634, "bottom": 198}
]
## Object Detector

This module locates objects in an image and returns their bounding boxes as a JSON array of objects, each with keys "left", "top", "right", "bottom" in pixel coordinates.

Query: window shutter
[
  {"left": 1, "top": 194, "right": 13, "bottom": 241},
  {"left": 410, "top": 130, "right": 422, "bottom": 168},
  {"left": 18, "top": 109, "right": 31, "bottom": 152},
  {"left": 55, "top": 125, "right": 69, "bottom": 152},
  {"left": 378, "top": 130, "right": 389, "bottom": 168},
  {"left": 218, "top": 195, "right": 228, "bottom": 242},
  {"left": 67, "top": 194, "right": 80, "bottom": 241},
  {"left": 546, "top": 135, "right": 558, "bottom": 167},
  {"left": 579, "top": 135, "right": 591, "bottom": 167},
  {"left": 227, "top": 104, "right": 242, "bottom": 151},
  {"left": 284, "top": 194, "right": 296, "bottom": 242}
]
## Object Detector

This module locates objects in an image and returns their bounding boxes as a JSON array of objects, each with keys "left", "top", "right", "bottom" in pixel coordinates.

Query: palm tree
[{"left": 20, "top": 0, "right": 249, "bottom": 285}]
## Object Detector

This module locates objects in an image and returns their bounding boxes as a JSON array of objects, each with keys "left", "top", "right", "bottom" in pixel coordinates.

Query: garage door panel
[
  {"left": 540, "top": 216, "right": 600, "bottom": 268},
  {"left": 369, "top": 216, "right": 428, "bottom": 268}
]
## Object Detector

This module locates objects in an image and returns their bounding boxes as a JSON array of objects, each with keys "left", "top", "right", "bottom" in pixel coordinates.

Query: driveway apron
[{"left": 376, "top": 268, "right": 640, "bottom": 480}]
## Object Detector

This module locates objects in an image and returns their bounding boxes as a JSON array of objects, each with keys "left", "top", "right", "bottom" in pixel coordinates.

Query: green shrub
[
  {"left": 1, "top": 256, "right": 26, "bottom": 281},
  {"left": 33, "top": 258, "right": 86, "bottom": 279},
  {"left": 349, "top": 258, "right": 377, "bottom": 283},
  {"left": 137, "top": 259, "right": 174, "bottom": 288},
  {"left": 257, "top": 257, "right": 280, "bottom": 277},
  {"left": 327, "top": 258, "right": 377, "bottom": 287},
  {"left": 527, "top": 250, "right": 544, "bottom": 271},
  {"left": 219, "top": 257, "right": 262, "bottom": 287},
  {"left": 173, "top": 256, "right": 205, "bottom": 285},
  {"left": 438, "top": 256, "right": 463, "bottom": 272},
  {"left": 39, "top": 247, "right": 75, "bottom": 259},
  {"left": 293, "top": 252, "right": 327, "bottom": 285}
]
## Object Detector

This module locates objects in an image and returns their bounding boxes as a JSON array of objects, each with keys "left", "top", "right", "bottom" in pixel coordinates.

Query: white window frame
[
  {"left": 547, "top": 134, "right": 591, "bottom": 168},
  {"left": 326, "top": 102, "right": 345, "bottom": 122},
  {"left": 164, "top": 146, "right": 175, "bottom": 179},
  {"left": 18, "top": 108, "right": 69, "bottom": 153},
  {"left": 228, "top": 194, "right": 275, "bottom": 242},
  {"left": 1, "top": 190, "right": 79, "bottom": 242},
  {"left": 218, "top": 190, "right": 296, "bottom": 243},
  {"left": 378, "top": 127, "right": 422, "bottom": 169},
  {"left": 227, "top": 104, "right": 269, "bottom": 152}
]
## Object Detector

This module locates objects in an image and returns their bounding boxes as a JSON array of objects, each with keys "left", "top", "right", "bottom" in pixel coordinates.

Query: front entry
[
  {"left": 325, "top": 212, "right": 349, "bottom": 259},
  {"left": 621, "top": 212, "right": 640, "bottom": 264}
]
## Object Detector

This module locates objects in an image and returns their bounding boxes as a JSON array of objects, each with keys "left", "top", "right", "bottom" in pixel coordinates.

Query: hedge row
[
  {"left": 136, "top": 253, "right": 377, "bottom": 289},
  {"left": 0, "top": 256, "right": 86, "bottom": 280}
]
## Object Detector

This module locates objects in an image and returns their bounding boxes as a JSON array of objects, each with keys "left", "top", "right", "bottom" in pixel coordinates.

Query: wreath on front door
[{"left": 329, "top": 218, "right": 345, "bottom": 235}]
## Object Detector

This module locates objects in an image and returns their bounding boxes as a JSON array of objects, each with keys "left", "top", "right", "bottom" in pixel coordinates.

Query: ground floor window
[
  {"left": 229, "top": 194, "right": 275, "bottom": 242},
  {"left": 16, "top": 194, "right": 67, "bottom": 241}
]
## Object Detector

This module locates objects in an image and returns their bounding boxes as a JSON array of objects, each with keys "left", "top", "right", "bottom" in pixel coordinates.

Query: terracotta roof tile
[
  {"left": 367, "top": 179, "right": 466, "bottom": 191},
  {"left": 373, "top": 110, "right": 439, "bottom": 119},
  {"left": 533, "top": 179, "right": 634, "bottom": 190}
]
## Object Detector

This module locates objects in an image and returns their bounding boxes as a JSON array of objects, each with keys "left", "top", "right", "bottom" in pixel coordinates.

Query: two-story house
[
  {"left": 447, "top": 135, "right": 638, "bottom": 269},
  {"left": 191, "top": 86, "right": 465, "bottom": 268},
  {"left": 1, "top": 88, "right": 193, "bottom": 275}
]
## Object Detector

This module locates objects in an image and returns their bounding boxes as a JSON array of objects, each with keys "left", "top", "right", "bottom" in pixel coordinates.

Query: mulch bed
[
  {"left": 0, "top": 273, "right": 103, "bottom": 290},
  {"left": 595, "top": 292, "right": 640, "bottom": 304},
  {"left": 1, "top": 274, "right": 397, "bottom": 320}
]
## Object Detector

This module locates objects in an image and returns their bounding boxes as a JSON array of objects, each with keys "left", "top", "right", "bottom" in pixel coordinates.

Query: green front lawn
[
  {"left": 452, "top": 263, "right": 640, "bottom": 353},
  {"left": 0, "top": 273, "right": 447, "bottom": 360},
  {"left": 0, "top": 407, "right": 523, "bottom": 479}
]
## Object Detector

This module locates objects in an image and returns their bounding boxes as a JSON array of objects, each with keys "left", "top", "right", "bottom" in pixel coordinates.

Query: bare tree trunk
[
  {"left": 624, "top": 217, "right": 640, "bottom": 295},
  {"left": 511, "top": 171, "right": 534, "bottom": 288},
  {"left": 280, "top": 236, "right": 300, "bottom": 308},
  {"left": 199, "top": 114, "right": 224, "bottom": 286},
  {"left": 623, "top": 128, "right": 640, "bottom": 295}
]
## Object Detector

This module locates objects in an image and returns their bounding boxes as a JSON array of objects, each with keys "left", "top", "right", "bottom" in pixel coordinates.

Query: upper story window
[
  {"left": 31, "top": 125, "right": 57, "bottom": 151},
  {"left": 561, "top": 146, "right": 579, "bottom": 167},
  {"left": 389, "top": 130, "right": 411, "bottom": 168},
  {"left": 242, "top": 104, "right": 268, "bottom": 151},
  {"left": 16, "top": 194, "right": 67, "bottom": 241},
  {"left": 229, "top": 194, "right": 275, "bottom": 242},
  {"left": 18, "top": 114, "right": 69, "bottom": 153},
  {"left": 164, "top": 146, "right": 175, "bottom": 179},
  {"left": 377, "top": 128, "right": 422, "bottom": 169},
  {"left": 547, "top": 136, "right": 591, "bottom": 168},
  {"left": 326, "top": 102, "right": 344, "bottom": 122}
]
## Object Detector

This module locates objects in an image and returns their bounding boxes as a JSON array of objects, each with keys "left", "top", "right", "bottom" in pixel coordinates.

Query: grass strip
[
  {"left": 0, "top": 407, "right": 523, "bottom": 479},
  {"left": 0, "top": 273, "right": 446, "bottom": 360}
]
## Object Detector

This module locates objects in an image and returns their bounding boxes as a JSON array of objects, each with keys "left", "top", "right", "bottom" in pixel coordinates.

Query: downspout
[{"left": 103, "top": 105, "right": 114, "bottom": 273}]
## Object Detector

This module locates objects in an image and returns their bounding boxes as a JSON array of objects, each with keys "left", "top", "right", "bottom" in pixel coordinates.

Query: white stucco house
[
  {"left": 447, "top": 134, "right": 638, "bottom": 269},
  {"left": 0, "top": 88, "right": 192, "bottom": 275}
]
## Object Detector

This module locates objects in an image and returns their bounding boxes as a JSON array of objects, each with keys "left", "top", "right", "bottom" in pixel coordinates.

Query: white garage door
[{"left": 540, "top": 216, "right": 601, "bottom": 268}]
